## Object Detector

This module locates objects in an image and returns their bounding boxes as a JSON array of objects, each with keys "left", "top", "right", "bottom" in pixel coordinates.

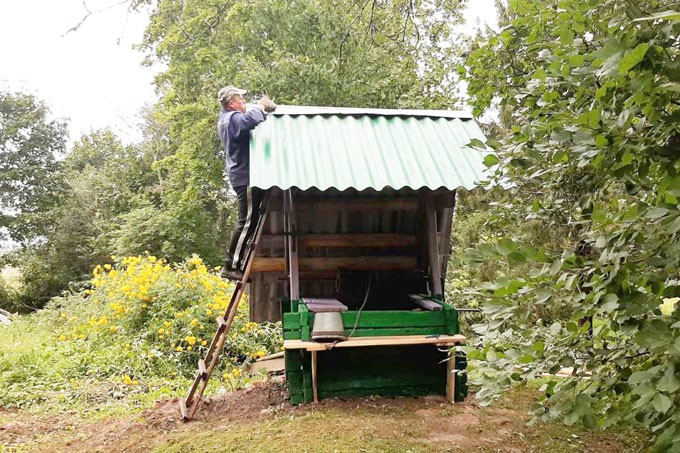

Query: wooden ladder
[{"left": 179, "top": 194, "right": 270, "bottom": 420}]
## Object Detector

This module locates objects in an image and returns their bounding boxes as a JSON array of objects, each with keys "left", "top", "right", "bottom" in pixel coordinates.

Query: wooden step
[{"left": 198, "top": 359, "right": 207, "bottom": 379}]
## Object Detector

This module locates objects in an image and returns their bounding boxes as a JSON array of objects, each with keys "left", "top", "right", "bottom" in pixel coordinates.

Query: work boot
[{"left": 220, "top": 267, "right": 244, "bottom": 281}]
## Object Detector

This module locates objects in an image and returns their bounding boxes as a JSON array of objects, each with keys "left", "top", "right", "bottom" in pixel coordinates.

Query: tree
[
  {"left": 0, "top": 90, "right": 67, "bottom": 243},
  {"left": 130, "top": 0, "right": 469, "bottom": 268},
  {"left": 463, "top": 0, "right": 679, "bottom": 448}
]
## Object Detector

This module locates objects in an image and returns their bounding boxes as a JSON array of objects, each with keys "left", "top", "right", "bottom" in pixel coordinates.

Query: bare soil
[{"left": 0, "top": 379, "right": 643, "bottom": 452}]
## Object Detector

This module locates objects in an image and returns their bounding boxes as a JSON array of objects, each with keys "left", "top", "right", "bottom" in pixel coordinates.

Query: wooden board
[
  {"left": 295, "top": 198, "right": 418, "bottom": 212},
  {"left": 259, "top": 233, "right": 417, "bottom": 249},
  {"left": 283, "top": 334, "right": 466, "bottom": 351},
  {"left": 252, "top": 256, "right": 417, "bottom": 272},
  {"left": 283, "top": 326, "right": 450, "bottom": 340}
]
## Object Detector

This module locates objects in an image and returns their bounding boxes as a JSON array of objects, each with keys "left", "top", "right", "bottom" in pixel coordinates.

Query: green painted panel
[
  {"left": 289, "top": 393, "right": 305, "bottom": 405},
  {"left": 318, "top": 373, "right": 443, "bottom": 392},
  {"left": 341, "top": 310, "right": 447, "bottom": 328},
  {"left": 344, "top": 327, "right": 447, "bottom": 337},
  {"left": 282, "top": 312, "right": 300, "bottom": 330},
  {"left": 319, "top": 385, "right": 443, "bottom": 401},
  {"left": 301, "top": 326, "right": 311, "bottom": 341},
  {"left": 283, "top": 330, "right": 301, "bottom": 340}
]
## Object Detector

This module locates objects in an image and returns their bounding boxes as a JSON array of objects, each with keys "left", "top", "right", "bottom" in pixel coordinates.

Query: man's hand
[{"left": 257, "top": 95, "right": 277, "bottom": 113}]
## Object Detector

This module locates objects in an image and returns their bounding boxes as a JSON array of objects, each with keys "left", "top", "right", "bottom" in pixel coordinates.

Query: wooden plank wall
[{"left": 249, "top": 188, "right": 456, "bottom": 322}]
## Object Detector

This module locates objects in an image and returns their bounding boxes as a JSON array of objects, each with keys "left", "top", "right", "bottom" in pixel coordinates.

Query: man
[{"left": 217, "top": 86, "right": 276, "bottom": 280}]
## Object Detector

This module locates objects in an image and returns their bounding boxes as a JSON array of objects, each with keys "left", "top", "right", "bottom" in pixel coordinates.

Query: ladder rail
[{"left": 181, "top": 193, "right": 271, "bottom": 420}]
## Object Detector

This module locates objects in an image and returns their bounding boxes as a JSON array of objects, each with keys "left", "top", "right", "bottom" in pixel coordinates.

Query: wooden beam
[
  {"left": 285, "top": 190, "right": 300, "bottom": 300},
  {"left": 302, "top": 233, "right": 416, "bottom": 248},
  {"left": 259, "top": 233, "right": 417, "bottom": 249},
  {"left": 252, "top": 256, "right": 417, "bottom": 272},
  {"left": 296, "top": 197, "right": 418, "bottom": 212},
  {"left": 424, "top": 196, "right": 443, "bottom": 295},
  {"left": 311, "top": 350, "right": 319, "bottom": 403},
  {"left": 409, "top": 294, "right": 442, "bottom": 311},
  {"left": 446, "top": 352, "right": 457, "bottom": 403},
  {"left": 283, "top": 334, "right": 467, "bottom": 351},
  {"left": 438, "top": 207, "right": 453, "bottom": 277}
]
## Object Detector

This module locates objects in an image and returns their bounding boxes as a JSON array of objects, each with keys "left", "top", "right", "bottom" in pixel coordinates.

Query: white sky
[
  {"left": 0, "top": 0, "right": 497, "bottom": 148},
  {"left": 0, "top": 0, "right": 159, "bottom": 145}
]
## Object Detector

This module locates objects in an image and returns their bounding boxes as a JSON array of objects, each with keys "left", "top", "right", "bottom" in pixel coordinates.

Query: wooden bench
[{"left": 284, "top": 334, "right": 466, "bottom": 404}]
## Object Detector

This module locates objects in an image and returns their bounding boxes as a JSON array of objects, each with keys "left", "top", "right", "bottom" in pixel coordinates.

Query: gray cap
[{"left": 218, "top": 86, "right": 247, "bottom": 105}]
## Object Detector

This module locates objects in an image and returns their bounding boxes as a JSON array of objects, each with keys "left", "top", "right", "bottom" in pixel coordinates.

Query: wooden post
[
  {"left": 425, "top": 195, "right": 442, "bottom": 295},
  {"left": 311, "top": 350, "right": 319, "bottom": 403},
  {"left": 446, "top": 350, "right": 457, "bottom": 403},
  {"left": 285, "top": 189, "right": 300, "bottom": 301}
]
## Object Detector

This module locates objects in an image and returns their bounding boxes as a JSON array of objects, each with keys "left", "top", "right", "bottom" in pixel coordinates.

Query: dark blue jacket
[{"left": 217, "top": 108, "right": 266, "bottom": 187}]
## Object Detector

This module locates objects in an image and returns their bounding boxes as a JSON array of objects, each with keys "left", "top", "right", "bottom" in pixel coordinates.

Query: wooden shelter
[{"left": 244, "top": 106, "right": 490, "bottom": 403}]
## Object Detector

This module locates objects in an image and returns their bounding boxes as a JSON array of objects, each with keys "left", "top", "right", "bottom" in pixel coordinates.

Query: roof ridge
[{"left": 247, "top": 104, "right": 473, "bottom": 119}]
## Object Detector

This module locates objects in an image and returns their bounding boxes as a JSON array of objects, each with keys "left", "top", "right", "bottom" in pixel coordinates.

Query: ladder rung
[
  {"left": 216, "top": 316, "right": 226, "bottom": 328},
  {"left": 198, "top": 359, "right": 207, "bottom": 378}
]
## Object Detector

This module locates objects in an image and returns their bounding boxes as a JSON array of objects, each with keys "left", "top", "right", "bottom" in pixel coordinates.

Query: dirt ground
[{"left": 0, "top": 379, "right": 644, "bottom": 452}]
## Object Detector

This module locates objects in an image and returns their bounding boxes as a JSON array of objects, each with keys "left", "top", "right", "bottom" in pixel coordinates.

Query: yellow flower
[
  {"left": 176, "top": 346, "right": 184, "bottom": 352},
  {"left": 158, "top": 328, "right": 165, "bottom": 334},
  {"left": 103, "top": 264, "right": 112, "bottom": 271},
  {"left": 232, "top": 369, "right": 241, "bottom": 378},
  {"left": 123, "top": 375, "right": 133, "bottom": 385},
  {"left": 109, "top": 326, "right": 118, "bottom": 332},
  {"left": 187, "top": 345, "right": 193, "bottom": 351},
  {"left": 59, "top": 334, "right": 67, "bottom": 341},
  {"left": 201, "top": 340, "right": 208, "bottom": 346}
]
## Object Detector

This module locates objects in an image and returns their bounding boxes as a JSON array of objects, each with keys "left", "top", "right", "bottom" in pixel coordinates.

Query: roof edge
[{"left": 257, "top": 105, "right": 473, "bottom": 119}]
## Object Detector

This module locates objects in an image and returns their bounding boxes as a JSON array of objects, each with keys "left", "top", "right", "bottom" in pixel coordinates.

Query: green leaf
[
  {"left": 618, "top": 43, "right": 649, "bottom": 74},
  {"left": 657, "top": 364, "right": 680, "bottom": 393},
  {"left": 560, "top": 28, "right": 575, "bottom": 45},
  {"left": 599, "top": 293, "right": 619, "bottom": 313},
  {"left": 652, "top": 393, "right": 672, "bottom": 414},
  {"left": 595, "top": 135, "right": 608, "bottom": 147},
  {"left": 569, "top": 55, "right": 584, "bottom": 66},
  {"left": 518, "top": 354, "right": 534, "bottom": 364},
  {"left": 467, "top": 138, "right": 486, "bottom": 149},
  {"left": 633, "top": 10, "right": 680, "bottom": 22},
  {"left": 628, "top": 370, "right": 649, "bottom": 385},
  {"left": 483, "top": 154, "right": 500, "bottom": 167},
  {"left": 592, "top": 209, "right": 607, "bottom": 223},
  {"left": 666, "top": 216, "right": 680, "bottom": 234},
  {"left": 646, "top": 208, "right": 670, "bottom": 220}
]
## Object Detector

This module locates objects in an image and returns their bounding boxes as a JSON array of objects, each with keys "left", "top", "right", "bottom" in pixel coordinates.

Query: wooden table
[{"left": 284, "top": 334, "right": 467, "bottom": 403}]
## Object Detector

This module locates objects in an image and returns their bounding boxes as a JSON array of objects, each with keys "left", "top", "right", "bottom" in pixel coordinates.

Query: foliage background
[
  {"left": 1, "top": 0, "right": 678, "bottom": 449},
  {"left": 460, "top": 0, "right": 679, "bottom": 450}
]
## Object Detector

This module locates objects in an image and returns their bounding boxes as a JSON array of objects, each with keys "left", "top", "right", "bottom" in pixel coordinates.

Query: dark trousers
[{"left": 225, "top": 185, "right": 264, "bottom": 270}]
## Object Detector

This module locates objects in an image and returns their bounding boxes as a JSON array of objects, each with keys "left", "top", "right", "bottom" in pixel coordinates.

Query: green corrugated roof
[{"left": 250, "top": 106, "right": 490, "bottom": 191}]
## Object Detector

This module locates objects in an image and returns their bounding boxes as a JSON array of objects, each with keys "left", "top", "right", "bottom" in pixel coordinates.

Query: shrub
[{"left": 0, "top": 254, "right": 282, "bottom": 414}]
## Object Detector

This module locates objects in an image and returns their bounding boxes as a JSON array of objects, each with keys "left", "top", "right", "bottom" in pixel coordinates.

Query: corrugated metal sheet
[{"left": 249, "top": 106, "right": 491, "bottom": 191}]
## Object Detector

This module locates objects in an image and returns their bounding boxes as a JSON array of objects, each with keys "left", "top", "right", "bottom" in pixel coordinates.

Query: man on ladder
[
  {"left": 180, "top": 88, "right": 276, "bottom": 420},
  {"left": 217, "top": 86, "right": 277, "bottom": 281}
]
